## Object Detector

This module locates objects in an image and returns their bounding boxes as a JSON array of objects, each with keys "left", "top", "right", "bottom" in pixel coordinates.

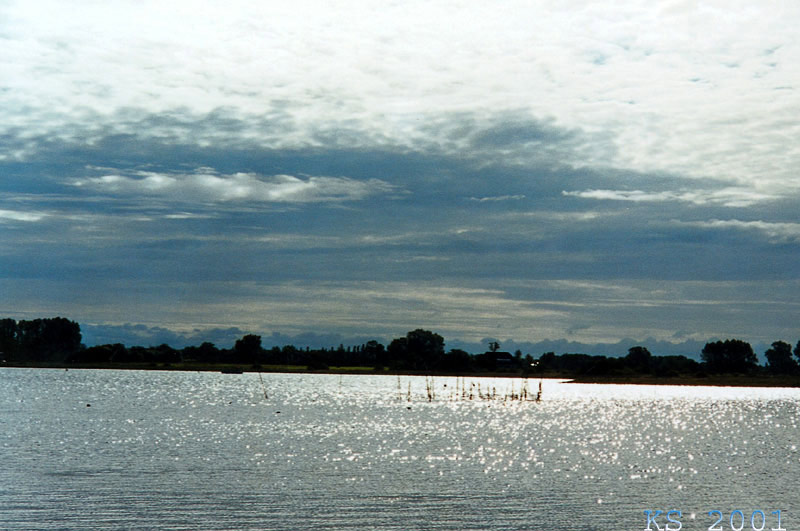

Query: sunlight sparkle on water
[{"left": 1, "top": 370, "right": 798, "bottom": 530}]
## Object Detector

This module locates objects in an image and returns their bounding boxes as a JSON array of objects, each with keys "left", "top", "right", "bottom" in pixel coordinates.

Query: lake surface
[{"left": 1, "top": 369, "right": 798, "bottom": 530}]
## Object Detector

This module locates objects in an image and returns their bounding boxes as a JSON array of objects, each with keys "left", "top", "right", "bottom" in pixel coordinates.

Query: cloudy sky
[{"left": 2, "top": 0, "right": 799, "bottom": 354}]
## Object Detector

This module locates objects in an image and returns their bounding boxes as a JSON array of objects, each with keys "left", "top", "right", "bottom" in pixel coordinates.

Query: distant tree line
[
  {"left": 3, "top": 318, "right": 800, "bottom": 378},
  {"left": 1, "top": 317, "right": 82, "bottom": 362}
]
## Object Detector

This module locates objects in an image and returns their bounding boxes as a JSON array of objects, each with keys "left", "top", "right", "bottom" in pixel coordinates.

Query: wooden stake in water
[{"left": 258, "top": 372, "right": 268, "bottom": 400}]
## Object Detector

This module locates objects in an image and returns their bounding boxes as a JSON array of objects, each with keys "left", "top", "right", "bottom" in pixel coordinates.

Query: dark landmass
[
  {"left": 3, "top": 317, "right": 800, "bottom": 387},
  {"left": 567, "top": 374, "right": 800, "bottom": 387}
]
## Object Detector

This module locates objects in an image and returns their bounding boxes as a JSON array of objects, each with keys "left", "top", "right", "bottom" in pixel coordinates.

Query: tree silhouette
[
  {"left": 17, "top": 317, "right": 81, "bottom": 362},
  {"left": 0, "top": 318, "right": 18, "bottom": 359},
  {"left": 625, "top": 346, "right": 652, "bottom": 373},
  {"left": 234, "top": 334, "right": 263, "bottom": 365},
  {"left": 388, "top": 329, "right": 445, "bottom": 370},
  {"left": 765, "top": 341, "right": 797, "bottom": 374},
  {"left": 701, "top": 339, "right": 757, "bottom": 373}
]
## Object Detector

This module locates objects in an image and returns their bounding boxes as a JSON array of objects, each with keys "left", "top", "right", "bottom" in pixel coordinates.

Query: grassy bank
[
  {"left": 1, "top": 360, "right": 380, "bottom": 374},
  {"left": 1, "top": 360, "right": 544, "bottom": 379},
  {"left": 568, "top": 374, "right": 800, "bottom": 387},
  {"left": 4, "top": 361, "right": 800, "bottom": 387}
]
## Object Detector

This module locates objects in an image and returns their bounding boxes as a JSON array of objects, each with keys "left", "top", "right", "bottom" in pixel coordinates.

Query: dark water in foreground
[{"left": 1, "top": 369, "right": 798, "bottom": 530}]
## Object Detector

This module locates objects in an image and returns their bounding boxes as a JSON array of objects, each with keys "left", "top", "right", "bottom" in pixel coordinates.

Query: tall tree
[
  {"left": 625, "top": 346, "right": 653, "bottom": 373},
  {"left": 17, "top": 317, "right": 82, "bottom": 362},
  {"left": 764, "top": 341, "right": 797, "bottom": 374},
  {"left": 386, "top": 336, "right": 408, "bottom": 368},
  {"left": 0, "top": 318, "right": 19, "bottom": 359},
  {"left": 388, "top": 329, "right": 445, "bottom": 370},
  {"left": 701, "top": 339, "right": 757, "bottom": 373},
  {"left": 234, "top": 334, "right": 262, "bottom": 365}
]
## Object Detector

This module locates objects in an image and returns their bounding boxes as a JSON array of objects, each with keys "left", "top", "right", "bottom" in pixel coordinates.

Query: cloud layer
[
  {"left": 72, "top": 169, "right": 396, "bottom": 204},
  {"left": 1, "top": 1, "right": 799, "bottom": 350}
]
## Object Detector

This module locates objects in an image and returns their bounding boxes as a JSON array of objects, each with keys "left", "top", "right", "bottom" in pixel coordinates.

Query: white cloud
[
  {"left": 3, "top": 0, "right": 800, "bottom": 199},
  {"left": 227, "top": 282, "right": 567, "bottom": 342},
  {"left": 72, "top": 169, "right": 396, "bottom": 203},
  {"left": 498, "top": 210, "right": 610, "bottom": 223},
  {"left": 468, "top": 195, "right": 526, "bottom": 202},
  {"left": 164, "top": 212, "right": 214, "bottom": 220},
  {"left": 0, "top": 209, "right": 47, "bottom": 222},
  {"left": 674, "top": 219, "right": 800, "bottom": 243},
  {"left": 3, "top": 0, "right": 800, "bottom": 348},
  {"left": 563, "top": 189, "right": 677, "bottom": 202},
  {"left": 562, "top": 187, "right": 778, "bottom": 207}
]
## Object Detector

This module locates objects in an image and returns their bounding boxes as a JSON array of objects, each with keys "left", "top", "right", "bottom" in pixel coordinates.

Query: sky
[{"left": 1, "top": 0, "right": 799, "bottom": 356}]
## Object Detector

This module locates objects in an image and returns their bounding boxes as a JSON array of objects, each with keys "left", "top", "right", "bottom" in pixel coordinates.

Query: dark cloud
[
  {"left": 80, "top": 321, "right": 721, "bottom": 361},
  {"left": 1, "top": 106, "right": 798, "bottom": 347},
  {"left": 81, "top": 323, "right": 249, "bottom": 349},
  {"left": 471, "top": 120, "right": 573, "bottom": 148},
  {"left": 449, "top": 337, "right": 714, "bottom": 361}
]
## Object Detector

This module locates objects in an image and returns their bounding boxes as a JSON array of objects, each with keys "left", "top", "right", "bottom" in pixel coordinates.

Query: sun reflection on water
[{"left": 2, "top": 370, "right": 799, "bottom": 530}]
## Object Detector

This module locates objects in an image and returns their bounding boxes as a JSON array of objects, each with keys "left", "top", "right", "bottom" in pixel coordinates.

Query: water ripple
[{"left": 1, "top": 369, "right": 798, "bottom": 530}]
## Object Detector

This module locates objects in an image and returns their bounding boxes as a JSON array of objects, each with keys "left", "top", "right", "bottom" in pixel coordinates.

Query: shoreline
[
  {"left": 567, "top": 374, "right": 800, "bottom": 388},
  {"left": 4, "top": 361, "right": 800, "bottom": 387}
]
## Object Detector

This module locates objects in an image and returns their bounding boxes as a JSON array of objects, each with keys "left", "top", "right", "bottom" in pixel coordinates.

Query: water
[{"left": 1, "top": 369, "right": 798, "bottom": 530}]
